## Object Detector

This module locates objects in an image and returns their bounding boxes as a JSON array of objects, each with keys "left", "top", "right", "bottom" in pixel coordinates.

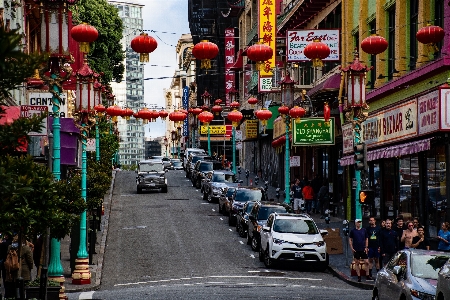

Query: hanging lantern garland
[
  {"left": 227, "top": 109, "right": 243, "bottom": 127},
  {"left": 248, "top": 97, "right": 258, "bottom": 106},
  {"left": 211, "top": 105, "right": 223, "bottom": 116},
  {"left": 360, "top": 34, "right": 388, "bottom": 55},
  {"left": 197, "top": 110, "right": 214, "bottom": 125},
  {"left": 159, "top": 109, "right": 168, "bottom": 120},
  {"left": 94, "top": 104, "right": 106, "bottom": 116},
  {"left": 247, "top": 42, "right": 273, "bottom": 72},
  {"left": 124, "top": 108, "right": 134, "bottom": 120},
  {"left": 131, "top": 32, "right": 158, "bottom": 62},
  {"left": 105, "top": 105, "right": 122, "bottom": 122},
  {"left": 303, "top": 39, "right": 331, "bottom": 67},
  {"left": 256, "top": 108, "right": 272, "bottom": 134},
  {"left": 71, "top": 23, "right": 99, "bottom": 53},
  {"left": 192, "top": 40, "right": 219, "bottom": 69},
  {"left": 289, "top": 106, "right": 306, "bottom": 123},
  {"left": 416, "top": 24, "right": 445, "bottom": 54}
]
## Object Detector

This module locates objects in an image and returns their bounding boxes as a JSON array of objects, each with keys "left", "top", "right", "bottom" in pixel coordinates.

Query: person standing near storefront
[
  {"left": 401, "top": 221, "right": 418, "bottom": 249},
  {"left": 302, "top": 181, "right": 314, "bottom": 215},
  {"left": 349, "top": 219, "right": 370, "bottom": 282},
  {"left": 291, "top": 178, "right": 302, "bottom": 214},
  {"left": 437, "top": 222, "right": 450, "bottom": 252},
  {"left": 411, "top": 226, "right": 430, "bottom": 250},
  {"left": 379, "top": 219, "right": 399, "bottom": 266},
  {"left": 366, "top": 216, "right": 381, "bottom": 279}
]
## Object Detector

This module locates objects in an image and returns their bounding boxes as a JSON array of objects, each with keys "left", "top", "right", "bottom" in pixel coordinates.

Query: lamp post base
[
  {"left": 48, "top": 275, "right": 68, "bottom": 300},
  {"left": 71, "top": 258, "right": 91, "bottom": 285}
]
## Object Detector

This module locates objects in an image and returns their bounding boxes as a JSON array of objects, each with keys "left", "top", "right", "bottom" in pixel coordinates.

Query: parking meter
[
  {"left": 254, "top": 175, "right": 259, "bottom": 185},
  {"left": 275, "top": 188, "right": 280, "bottom": 200},
  {"left": 343, "top": 220, "right": 350, "bottom": 236},
  {"left": 324, "top": 209, "right": 331, "bottom": 224},
  {"left": 238, "top": 166, "right": 241, "bottom": 174}
]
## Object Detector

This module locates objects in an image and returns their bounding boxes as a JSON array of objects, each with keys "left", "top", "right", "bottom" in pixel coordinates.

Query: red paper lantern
[
  {"left": 131, "top": 33, "right": 158, "bottom": 62},
  {"left": 138, "top": 108, "right": 153, "bottom": 124},
  {"left": 197, "top": 111, "right": 214, "bottom": 125},
  {"left": 169, "top": 110, "right": 187, "bottom": 124},
  {"left": 278, "top": 105, "right": 289, "bottom": 115},
  {"left": 361, "top": 34, "right": 388, "bottom": 55},
  {"left": 133, "top": 111, "right": 140, "bottom": 119},
  {"left": 179, "top": 109, "right": 188, "bottom": 116},
  {"left": 192, "top": 107, "right": 203, "bottom": 116},
  {"left": 248, "top": 97, "right": 258, "bottom": 106},
  {"left": 271, "top": 139, "right": 278, "bottom": 148},
  {"left": 279, "top": 135, "right": 286, "bottom": 145},
  {"left": 256, "top": 108, "right": 272, "bottom": 126},
  {"left": 416, "top": 25, "right": 445, "bottom": 45},
  {"left": 214, "top": 99, "right": 222, "bottom": 105},
  {"left": 304, "top": 39, "right": 331, "bottom": 67},
  {"left": 247, "top": 43, "right": 273, "bottom": 71},
  {"left": 289, "top": 106, "right": 306, "bottom": 123},
  {"left": 323, "top": 102, "right": 331, "bottom": 122},
  {"left": 230, "top": 101, "right": 240, "bottom": 109},
  {"left": 124, "top": 108, "right": 134, "bottom": 120},
  {"left": 192, "top": 40, "right": 219, "bottom": 69},
  {"left": 159, "top": 110, "right": 168, "bottom": 120},
  {"left": 227, "top": 110, "right": 243, "bottom": 127},
  {"left": 71, "top": 23, "right": 98, "bottom": 53},
  {"left": 94, "top": 104, "right": 106, "bottom": 114},
  {"left": 211, "top": 105, "right": 223, "bottom": 115},
  {"left": 149, "top": 110, "right": 159, "bottom": 122}
]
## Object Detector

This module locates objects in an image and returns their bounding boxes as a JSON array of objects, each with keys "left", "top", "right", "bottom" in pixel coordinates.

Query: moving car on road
[
  {"left": 169, "top": 159, "right": 183, "bottom": 170},
  {"left": 136, "top": 160, "right": 168, "bottom": 193},
  {"left": 372, "top": 249, "right": 450, "bottom": 300},
  {"left": 259, "top": 213, "right": 328, "bottom": 270}
]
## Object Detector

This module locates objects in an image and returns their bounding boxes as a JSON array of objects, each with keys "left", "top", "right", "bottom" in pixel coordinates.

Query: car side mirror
[
  {"left": 165, "top": 169, "right": 168, "bottom": 172},
  {"left": 392, "top": 265, "right": 402, "bottom": 275},
  {"left": 320, "top": 229, "right": 328, "bottom": 236},
  {"left": 262, "top": 226, "right": 270, "bottom": 232}
]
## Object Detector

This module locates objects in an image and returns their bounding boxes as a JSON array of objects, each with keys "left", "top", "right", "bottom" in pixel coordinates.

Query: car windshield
[
  {"left": 172, "top": 162, "right": 182, "bottom": 167},
  {"left": 257, "top": 206, "right": 289, "bottom": 220},
  {"left": 139, "top": 163, "right": 164, "bottom": 172},
  {"left": 273, "top": 219, "right": 318, "bottom": 234},
  {"left": 199, "top": 162, "right": 213, "bottom": 172},
  {"left": 234, "top": 189, "right": 262, "bottom": 202},
  {"left": 411, "top": 253, "right": 450, "bottom": 280},
  {"left": 213, "top": 173, "right": 235, "bottom": 182},
  {"left": 191, "top": 156, "right": 205, "bottom": 164}
]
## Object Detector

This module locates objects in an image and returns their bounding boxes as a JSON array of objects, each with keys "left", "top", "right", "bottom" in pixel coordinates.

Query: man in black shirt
[
  {"left": 366, "top": 216, "right": 380, "bottom": 279},
  {"left": 379, "top": 219, "right": 399, "bottom": 266}
]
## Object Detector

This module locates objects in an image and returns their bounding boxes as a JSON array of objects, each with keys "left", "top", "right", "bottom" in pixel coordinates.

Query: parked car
[
  {"left": 183, "top": 148, "right": 206, "bottom": 169},
  {"left": 136, "top": 160, "right": 168, "bottom": 193},
  {"left": 191, "top": 160, "right": 224, "bottom": 189},
  {"left": 247, "top": 201, "right": 293, "bottom": 251},
  {"left": 259, "top": 213, "right": 329, "bottom": 270},
  {"left": 228, "top": 186, "right": 267, "bottom": 226},
  {"left": 436, "top": 258, "right": 450, "bottom": 300},
  {"left": 236, "top": 201, "right": 257, "bottom": 238},
  {"left": 372, "top": 249, "right": 450, "bottom": 300},
  {"left": 162, "top": 157, "right": 172, "bottom": 169},
  {"left": 218, "top": 187, "right": 236, "bottom": 215},
  {"left": 185, "top": 153, "right": 209, "bottom": 179},
  {"left": 201, "top": 170, "right": 240, "bottom": 202},
  {"left": 169, "top": 159, "right": 183, "bottom": 170}
]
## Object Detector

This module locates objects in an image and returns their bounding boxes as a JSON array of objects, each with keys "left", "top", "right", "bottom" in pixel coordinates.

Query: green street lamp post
[
  {"left": 164, "top": 137, "right": 168, "bottom": 157},
  {"left": 201, "top": 90, "right": 212, "bottom": 155}
]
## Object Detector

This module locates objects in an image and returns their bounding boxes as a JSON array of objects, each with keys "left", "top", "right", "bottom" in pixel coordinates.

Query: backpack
[{"left": 4, "top": 249, "right": 19, "bottom": 280}]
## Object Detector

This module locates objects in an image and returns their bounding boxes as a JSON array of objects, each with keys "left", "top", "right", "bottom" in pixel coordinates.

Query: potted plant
[{"left": 25, "top": 278, "right": 61, "bottom": 300}]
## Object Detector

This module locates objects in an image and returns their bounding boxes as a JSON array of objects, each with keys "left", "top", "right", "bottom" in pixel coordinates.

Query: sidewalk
[{"left": 60, "top": 170, "right": 374, "bottom": 294}]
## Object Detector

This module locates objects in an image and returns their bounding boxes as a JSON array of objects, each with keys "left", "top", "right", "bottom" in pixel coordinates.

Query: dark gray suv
[{"left": 136, "top": 160, "right": 168, "bottom": 193}]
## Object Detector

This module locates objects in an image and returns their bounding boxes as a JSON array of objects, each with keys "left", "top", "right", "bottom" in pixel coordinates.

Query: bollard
[{"left": 17, "top": 277, "right": 25, "bottom": 300}]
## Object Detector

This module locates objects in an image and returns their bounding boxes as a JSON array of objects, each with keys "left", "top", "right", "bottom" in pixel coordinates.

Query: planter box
[{"left": 25, "top": 286, "right": 60, "bottom": 300}]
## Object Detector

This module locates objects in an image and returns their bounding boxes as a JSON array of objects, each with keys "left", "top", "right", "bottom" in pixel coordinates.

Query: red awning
[
  {"left": 307, "top": 73, "right": 341, "bottom": 97},
  {"left": 0, "top": 106, "right": 28, "bottom": 152}
]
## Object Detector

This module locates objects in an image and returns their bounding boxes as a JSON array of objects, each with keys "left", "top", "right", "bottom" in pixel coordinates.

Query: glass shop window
[
  {"left": 397, "top": 155, "right": 420, "bottom": 221},
  {"left": 426, "top": 145, "right": 446, "bottom": 237},
  {"left": 366, "top": 163, "right": 381, "bottom": 218}
]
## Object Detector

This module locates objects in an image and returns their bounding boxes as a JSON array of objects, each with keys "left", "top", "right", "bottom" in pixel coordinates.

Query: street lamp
[
  {"left": 164, "top": 137, "right": 168, "bottom": 157},
  {"left": 279, "top": 72, "right": 296, "bottom": 204},
  {"left": 171, "top": 130, "right": 177, "bottom": 158},
  {"left": 177, "top": 126, "right": 182, "bottom": 158},
  {"left": 227, "top": 103, "right": 243, "bottom": 174},
  {"left": 341, "top": 51, "right": 371, "bottom": 220}
]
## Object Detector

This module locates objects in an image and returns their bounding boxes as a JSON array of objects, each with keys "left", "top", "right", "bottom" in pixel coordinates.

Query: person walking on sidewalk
[
  {"left": 302, "top": 181, "right": 314, "bottom": 215},
  {"left": 379, "top": 219, "right": 399, "bottom": 267},
  {"left": 291, "top": 178, "right": 303, "bottom": 214},
  {"left": 349, "top": 219, "right": 370, "bottom": 282},
  {"left": 311, "top": 174, "right": 322, "bottom": 214},
  {"left": 366, "top": 216, "right": 381, "bottom": 279},
  {"left": 317, "top": 180, "right": 329, "bottom": 218},
  {"left": 437, "top": 222, "right": 450, "bottom": 252}
]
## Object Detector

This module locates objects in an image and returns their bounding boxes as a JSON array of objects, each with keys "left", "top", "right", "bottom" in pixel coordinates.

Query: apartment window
[
  {"left": 409, "top": 0, "right": 418, "bottom": 70},
  {"left": 388, "top": 7, "right": 396, "bottom": 79}
]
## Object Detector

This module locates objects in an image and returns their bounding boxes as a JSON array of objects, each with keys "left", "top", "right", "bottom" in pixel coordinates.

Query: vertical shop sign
[
  {"left": 225, "top": 28, "right": 235, "bottom": 105},
  {"left": 418, "top": 90, "right": 439, "bottom": 135},
  {"left": 182, "top": 86, "right": 189, "bottom": 136},
  {"left": 258, "top": 0, "right": 275, "bottom": 91}
]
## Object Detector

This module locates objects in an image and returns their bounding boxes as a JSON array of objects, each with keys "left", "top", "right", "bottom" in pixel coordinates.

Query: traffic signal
[
  {"left": 359, "top": 190, "right": 374, "bottom": 204},
  {"left": 354, "top": 142, "right": 367, "bottom": 171}
]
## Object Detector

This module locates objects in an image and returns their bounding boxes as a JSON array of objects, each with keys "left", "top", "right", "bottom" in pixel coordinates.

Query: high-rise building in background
[{"left": 109, "top": 0, "right": 145, "bottom": 165}]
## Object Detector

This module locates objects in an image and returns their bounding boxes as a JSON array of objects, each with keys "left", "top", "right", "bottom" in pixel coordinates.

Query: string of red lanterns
[{"left": 131, "top": 32, "right": 158, "bottom": 62}]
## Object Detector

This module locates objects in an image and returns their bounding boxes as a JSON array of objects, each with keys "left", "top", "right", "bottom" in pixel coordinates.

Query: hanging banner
[
  {"left": 258, "top": 0, "right": 275, "bottom": 90},
  {"left": 224, "top": 28, "right": 235, "bottom": 105},
  {"left": 182, "top": 86, "right": 189, "bottom": 137}
]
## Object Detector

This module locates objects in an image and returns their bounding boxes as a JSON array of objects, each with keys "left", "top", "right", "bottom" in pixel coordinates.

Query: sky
[{"left": 141, "top": 1, "right": 189, "bottom": 138}]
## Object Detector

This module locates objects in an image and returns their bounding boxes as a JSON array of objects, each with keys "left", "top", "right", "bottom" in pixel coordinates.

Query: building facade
[{"left": 109, "top": 0, "right": 145, "bottom": 166}]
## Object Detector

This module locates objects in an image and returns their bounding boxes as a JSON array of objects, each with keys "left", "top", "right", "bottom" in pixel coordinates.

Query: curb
[
  {"left": 65, "top": 171, "right": 116, "bottom": 293},
  {"left": 327, "top": 264, "right": 375, "bottom": 290}
]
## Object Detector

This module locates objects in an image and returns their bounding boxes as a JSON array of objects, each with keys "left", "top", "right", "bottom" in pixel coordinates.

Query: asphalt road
[{"left": 68, "top": 170, "right": 372, "bottom": 299}]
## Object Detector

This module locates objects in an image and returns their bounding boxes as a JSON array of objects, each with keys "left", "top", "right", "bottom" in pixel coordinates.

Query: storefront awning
[
  {"left": 307, "top": 73, "right": 341, "bottom": 97},
  {"left": 339, "top": 138, "right": 432, "bottom": 167}
]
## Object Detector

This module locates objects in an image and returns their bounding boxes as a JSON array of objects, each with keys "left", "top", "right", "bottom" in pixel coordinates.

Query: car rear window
[
  {"left": 200, "top": 162, "right": 213, "bottom": 171},
  {"left": 257, "top": 206, "right": 289, "bottom": 221}
]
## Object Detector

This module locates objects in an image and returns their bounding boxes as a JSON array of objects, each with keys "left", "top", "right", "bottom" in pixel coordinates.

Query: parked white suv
[{"left": 259, "top": 213, "right": 329, "bottom": 270}]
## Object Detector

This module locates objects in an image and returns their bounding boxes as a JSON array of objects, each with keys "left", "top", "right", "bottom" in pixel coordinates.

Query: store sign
[
  {"left": 290, "top": 156, "right": 300, "bottom": 167},
  {"left": 27, "top": 91, "right": 68, "bottom": 117},
  {"left": 342, "top": 123, "right": 354, "bottom": 155},
  {"left": 224, "top": 28, "right": 235, "bottom": 105},
  {"left": 418, "top": 90, "right": 439, "bottom": 135},
  {"left": 286, "top": 29, "right": 340, "bottom": 62},
  {"left": 258, "top": 0, "right": 275, "bottom": 76},
  {"left": 200, "top": 125, "right": 225, "bottom": 135},
  {"left": 440, "top": 87, "right": 450, "bottom": 130},
  {"left": 292, "top": 118, "right": 335, "bottom": 146},
  {"left": 273, "top": 116, "right": 285, "bottom": 139},
  {"left": 362, "top": 99, "right": 417, "bottom": 147},
  {"left": 259, "top": 76, "right": 272, "bottom": 92},
  {"left": 20, "top": 105, "right": 48, "bottom": 136},
  {"left": 245, "top": 120, "right": 258, "bottom": 139}
]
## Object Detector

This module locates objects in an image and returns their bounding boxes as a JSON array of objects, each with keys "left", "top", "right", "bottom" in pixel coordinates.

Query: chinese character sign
[
  {"left": 182, "top": 86, "right": 189, "bottom": 137},
  {"left": 258, "top": 0, "right": 275, "bottom": 76},
  {"left": 225, "top": 28, "right": 235, "bottom": 105}
]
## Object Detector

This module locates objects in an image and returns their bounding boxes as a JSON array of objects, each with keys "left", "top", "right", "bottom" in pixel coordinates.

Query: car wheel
[
  {"left": 264, "top": 248, "right": 276, "bottom": 268},
  {"left": 207, "top": 193, "right": 213, "bottom": 203},
  {"left": 251, "top": 234, "right": 260, "bottom": 252},
  {"left": 203, "top": 192, "right": 208, "bottom": 200},
  {"left": 258, "top": 245, "right": 265, "bottom": 262},
  {"left": 196, "top": 180, "right": 201, "bottom": 189},
  {"left": 161, "top": 186, "right": 168, "bottom": 193},
  {"left": 218, "top": 203, "right": 222, "bottom": 213},
  {"left": 371, "top": 289, "right": 379, "bottom": 300},
  {"left": 238, "top": 223, "right": 246, "bottom": 238},
  {"left": 247, "top": 232, "right": 252, "bottom": 245},
  {"left": 318, "top": 254, "right": 329, "bottom": 272},
  {"left": 137, "top": 187, "right": 142, "bottom": 194}
]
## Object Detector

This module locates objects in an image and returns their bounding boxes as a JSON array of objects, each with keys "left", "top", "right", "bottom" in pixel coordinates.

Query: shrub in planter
[{"left": 25, "top": 279, "right": 61, "bottom": 300}]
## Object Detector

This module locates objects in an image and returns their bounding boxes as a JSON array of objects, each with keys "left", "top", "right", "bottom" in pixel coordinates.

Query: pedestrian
[
  {"left": 411, "top": 226, "right": 430, "bottom": 250},
  {"left": 349, "top": 219, "right": 370, "bottom": 282},
  {"left": 366, "top": 216, "right": 381, "bottom": 279},
  {"left": 317, "top": 180, "right": 329, "bottom": 218},
  {"left": 291, "top": 178, "right": 302, "bottom": 214},
  {"left": 401, "top": 221, "right": 418, "bottom": 249},
  {"left": 412, "top": 217, "right": 420, "bottom": 230},
  {"left": 0, "top": 233, "right": 12, "bottom": 286},
  {"left": 437, "top": 222, "right": 450, "bottom": 252},
  {"left": 302, "top": 181, "right": 314, "bottom": 215},
  {"left": 379, "top": 219, "right": 399, "bottom": 267},
  {"left": 311, "top": 174, "right": 322, "bottom": 214},
  {"left": 380, "top": 220, "right": 386, "bottom": 231},
  {"left": 394, "top": 216, "right": 406, "bottom": 250},
  {"left": 4, "top": 235, "right": 34, "bottom": 298}
]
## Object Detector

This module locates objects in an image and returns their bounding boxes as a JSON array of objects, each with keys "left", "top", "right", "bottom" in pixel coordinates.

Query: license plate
[
  {"left": 148, "top": 183, "right": 155, "bottom": 186},
  {"left": 295, "top": 252, "right": 304, "bottom": 258}
]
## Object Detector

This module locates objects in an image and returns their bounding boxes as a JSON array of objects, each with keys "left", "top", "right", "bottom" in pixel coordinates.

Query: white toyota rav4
[{"left": 259, "top": 213, "right": 329, "bottom": 270}]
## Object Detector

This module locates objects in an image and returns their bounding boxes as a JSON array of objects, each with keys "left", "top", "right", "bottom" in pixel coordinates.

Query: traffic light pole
[{"left": 354, "top": 121, "right": 363, "bottom": 220}]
